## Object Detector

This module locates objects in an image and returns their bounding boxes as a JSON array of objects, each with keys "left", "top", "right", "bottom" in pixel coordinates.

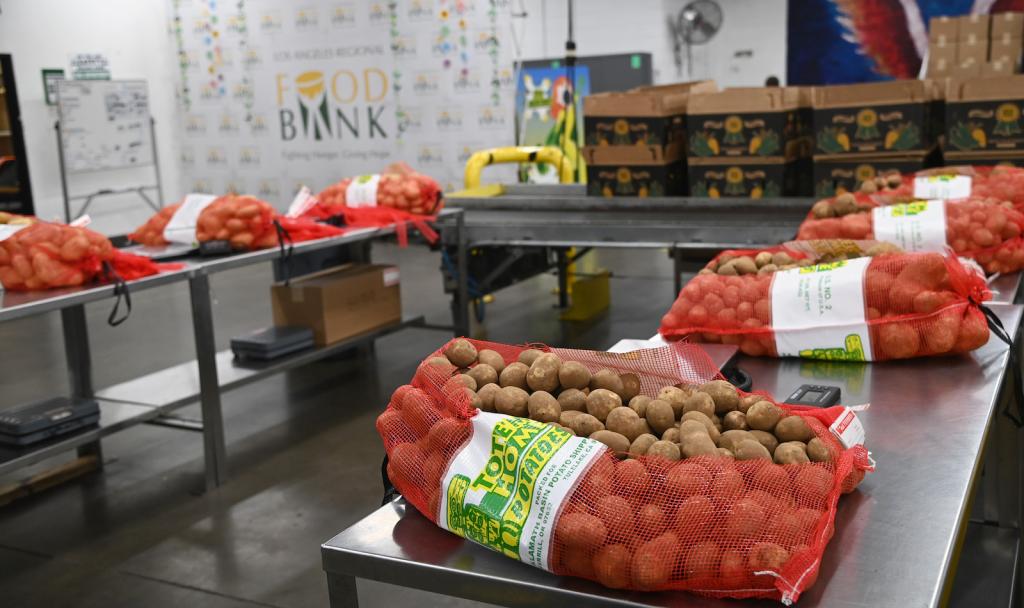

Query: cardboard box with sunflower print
[
  {"left": 686, "top": 87, "right": 812, "bottom": 159},
  {"left": 583, "top": 145, "right": 686, "bottom": 197},
  {"left": 811, "top": 150, "right": 940, "bottom": 198},
  {"left": 946, "top": 75, "right": 1024, "bottom": 153},
  {"left": 583, "top": 80, "right": 717, "bottom": 155},
  {"left": 687, "top": 157, "right": 810, "bottom": 199},
  {"left": 812, "top": 80, "right": 936, "bottom": 156}
]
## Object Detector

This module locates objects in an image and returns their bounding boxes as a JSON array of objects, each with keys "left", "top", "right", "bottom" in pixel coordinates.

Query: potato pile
[
  {"left": 127, "top": 202, "right": 181, "bottom": 246},
  {"left": 699, "top": 243, "right": 902, "bottom": 278},
  {"left": 799, "top": 194, "right": 1024, "bottom": 274},
  {"left": 0, "top": 212, "right": 35, "bottom": 226},
  {"left": 195, "top": 195, "right": 345, "bottom": 250},
  {"left": 434, "top": 339, "right": 836, "bottom": 465},
  {"left": 661, "top": 251, "right": 990, "bottom": 359},
  {"left": 857, "top": 171, "right": 903, "bottom": 194},
  {"left": 883, "top": 166, "right": 1024, "bottom": 211},
  {"left": 316, "top": 170, "right": 442, "bottom": 216}
]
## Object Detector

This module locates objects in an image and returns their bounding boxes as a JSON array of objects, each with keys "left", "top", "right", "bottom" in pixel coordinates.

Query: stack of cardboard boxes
[
  {"left": 928, "top": 13, "right": 1023, "bottom": 78},
  {"left": 945, "top": 74, "right": 1024, "bottom": 167},
  {"left": 582, "top": 80, "right": 716, "bottom": 197},
  {"left": 684, "top": 87, "right": 812, "bottom": 198},
  {"left": 811, "top": 80, "right": 941, "bottom": 196}
]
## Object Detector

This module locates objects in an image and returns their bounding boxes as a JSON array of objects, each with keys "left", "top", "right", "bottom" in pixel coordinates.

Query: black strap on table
[
  {"left": 979, "top": 303, "right": 1024, "bottom": 427},
  {"left": 272, "top": 219, "right": 295, "bottom": 286},
  {"left": 101, "top": 262, "right": 132, "bottom": 327},
  {"left": 381, "top": 455, "right": 399, "bottom": 505}
]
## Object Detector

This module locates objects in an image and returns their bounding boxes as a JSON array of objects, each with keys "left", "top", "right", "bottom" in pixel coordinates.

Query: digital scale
[
  {"left": 230, "top": 326, "right": 315, "bottom": 362},
  {"left": 785, "top": 384, "right": 842, "bottom": 408},
  {"left": 0, "top": 397, "right": 100, "bottom": 446}
]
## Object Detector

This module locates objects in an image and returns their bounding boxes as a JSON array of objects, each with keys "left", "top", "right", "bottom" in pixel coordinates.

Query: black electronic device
[
  {"left": 231, "top": 325, "right": 314, "bottom": 361},
  {"left": 785, "top": 384, "right": 841, "bottom": 408},
  {"left": 0, "top": 397, "right": 100, "bottom": 446},
  {"left": 199, "top": 239, "right": 234, "bottom": 256}
]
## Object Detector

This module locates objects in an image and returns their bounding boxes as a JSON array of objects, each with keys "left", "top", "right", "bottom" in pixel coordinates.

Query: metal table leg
[
  {"left": 454, "top": 210, "right": 470, "bottom": 337},
  {"left": 326, "top": 572, "right": 359, "bottom": 607},
  {"left": 672, "top": 247, "right": 683, "bottom": 296},
  {"left": 556, "top": 249, "right": 569, "bottom": 309},
  {"left": 62, "top": 305, "right": 102, "bottom": 463},
  {"left": 189, "top": 274, "right": 228, "bottom": 490}
]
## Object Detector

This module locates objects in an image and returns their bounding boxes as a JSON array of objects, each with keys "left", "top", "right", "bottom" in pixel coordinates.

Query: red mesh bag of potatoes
[
  {"left": 378, "top": 338, "right": 873, "bottom": 603},
  {"left": 312, "top": 162, "right": 443, "bottom": 217},
  {"left": 797, "top": 193, "right": 1024, "bottom": 274},
  {"left": 660, "top": 244, "right": 992, "bottom": 361},
  {"left": 127, "top": 203, "right": 182, "bottom": 246},
  {"left": 0, "top": 222, "right": 175, "bottom": 290},
  {"left": 864, "top": 166, "right": 1024, "bottom": 210},
  {"left": 196, "top": 194, "right": 345, "bottom": 250}
]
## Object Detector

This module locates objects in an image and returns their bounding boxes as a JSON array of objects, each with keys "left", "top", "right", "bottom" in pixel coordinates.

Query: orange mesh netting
[
  {"left": 879, "top": 166, "right": 1024, "bottom": 210},
  {"left": 312, "top": 162, "right": 443, "bottom": 216},
  {"left": 0, "top": 222, "right": 179, "bottom": 290},
  {"left": 127, "top": 202, "right": 182, "bottom": 246},
  {"left": 195, "top": 195, "right": 345, "bottom": 250},
  {"left": 377, "top": 339, "right": 872, "bottom": 603},
  {"left": 659, "top": 248, "right": 991, "bottom": 360}
]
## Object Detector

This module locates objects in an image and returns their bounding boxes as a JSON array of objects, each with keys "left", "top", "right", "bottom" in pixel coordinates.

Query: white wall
[
  {"left": 0, "top": 0, "right": 181, "bottom": 236},
  {"left": 515, "top": 0, "right": 787, "bottom": 87}
]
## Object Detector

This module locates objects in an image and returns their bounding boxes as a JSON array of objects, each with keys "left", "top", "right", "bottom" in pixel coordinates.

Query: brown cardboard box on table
[
  {"left": 927, "top": 40, "right": 958, "bottom": 76},
  {"left": 945, "top": 75, "right": 1024, "bottom": 152},
  {"left": 686, "top": 86, "right": 812, "bottom": 159},
  {"left": 956, "top": 37, "right": 989, "bottom": 68},
  {"left": 991, "top": 12, "right": 1024, "bottom": 39},
  {"left": 981, "top": 60, "right": 1015, "bottom": 76},
  {"left": 271, "top": 264, "right": 401, "bottom": 346},
  {"left": 929, "top": 16, "right": 958, "bottom": 45},
  {"left": 958, "top": 14, "right": 990, "bottom": 42},
  {"left": 990, "top": 33, "right": 1023, "bottom": 70},
  {"left": 811, "top": 79, "right": 935, "bottom": 155}
]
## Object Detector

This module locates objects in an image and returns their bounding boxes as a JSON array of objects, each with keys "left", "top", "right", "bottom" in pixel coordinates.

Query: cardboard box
[
  {"left": 945, "top": 149, "right": 1024, "bottom": 167},
  {"left": 686, "top": 86, "right": 812, "bottom": 159},
  {"left": 991, "top": 12, "right": 1024, "bottom": 39},
  {"left": 688, "top": 156, "right": 810, "bottom": 198},
  {"left": 957, "top": 38, "right": 989, "bottom": 67},
  {"left": 927, "top": 41, "right": 958, "bottom": 76},
  {"left": 583, "top": 80, "right": 717, "bottom": 152},
  {"left": 930, "top": 16, "right": 958, "bottom": 44},
  {"left": 946, "top": 75, "right": 1024, "bottom": 152},
  {"left": 271, "top": 264, "right": 401, "bottom": 346},
  {"left": 989, "top": 34, "right": 1023, "bottom": 69},
  {"left": 959, "top": 14, "right": 990, "bottom": 43},
  {"left": 812, "top": 152, "right": 932, "bottom": 197},
  {"left": 812, "top": 80, "right": 934, "bottom": 155},
  {"left": 583, "top": 145, "right": 686, "bottom": 197},
  {"left": 981, "top": 60, "right": 1015, "bottom": 76}
]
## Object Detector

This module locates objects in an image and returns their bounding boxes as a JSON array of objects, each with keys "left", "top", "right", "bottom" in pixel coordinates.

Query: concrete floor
[{"left": 0, "top": 243, "right": 679, "bottom": 607}]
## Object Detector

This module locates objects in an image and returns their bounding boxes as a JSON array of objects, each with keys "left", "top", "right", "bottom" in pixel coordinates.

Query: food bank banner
[{"left": 168, "top": 0, "right": 516, "bottom": 205}]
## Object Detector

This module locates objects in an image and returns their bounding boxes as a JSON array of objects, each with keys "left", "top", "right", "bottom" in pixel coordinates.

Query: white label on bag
[
  {"left": 382, "top": 267, "right": 400, "bottom": 287},
  {"left": 163, "top": 193, "right": 217, "bottom": 245},
  {"left": 871, "top": 199, "right": 948, "bottom": 252},
  {"left": 913, "top": 175, "right": 972, "bottom": 199},
  {"left": 346, "top": 174, "right": 380, "bottom": 208},
  {"left": 70, "top": 214, "right": 91, "bottom": 227},
  {"left": 771, "top": 257, "right": 873, "bottom": 361},
  {"left": 286, "top": 186, "right": 318, "bottom": 218},
  {"left": 829, "top": 407, "right": 866, "bottom": 448},
  {"left": 438, "top": 411, "right": 604, "bottom": 570},
  {"left": 0, "top": 224, "right": 27, "bottom": 242}
]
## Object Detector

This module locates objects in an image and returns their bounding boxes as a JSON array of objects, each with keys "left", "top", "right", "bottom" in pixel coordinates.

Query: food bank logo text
[{"left": 275, "top": 69, "right": 390, "bottom": 141}]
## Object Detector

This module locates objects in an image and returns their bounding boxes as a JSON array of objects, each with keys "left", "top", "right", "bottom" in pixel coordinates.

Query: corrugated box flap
[{"left": 812, "top": 79, "right": 931, "bottom": 107}]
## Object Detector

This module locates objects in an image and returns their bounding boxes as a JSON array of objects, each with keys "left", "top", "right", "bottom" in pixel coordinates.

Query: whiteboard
[{"left": 57, "top": 80, "right": 153, "bottom": 173}]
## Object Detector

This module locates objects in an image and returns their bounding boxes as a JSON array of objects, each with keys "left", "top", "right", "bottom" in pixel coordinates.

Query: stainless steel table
[{"left": 321, "top": 303, "right": 1023, "bottom": 607}]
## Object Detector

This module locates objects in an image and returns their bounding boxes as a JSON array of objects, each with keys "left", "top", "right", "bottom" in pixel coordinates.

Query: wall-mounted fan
[{"left": 668, "top": 0, "right": 724, "bottom": 78}]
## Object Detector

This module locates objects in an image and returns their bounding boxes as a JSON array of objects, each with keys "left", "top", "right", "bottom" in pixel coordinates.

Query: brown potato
[
  {"left": 775, "top": 416, "right": 815, "bottom": 442},
  {"left": 556, "top": 512, "right": 607, "bottom": 550},
  {"left": 619, "top": 373, "right": 641, "bottom": 402},
  {"left": 477, "top": 383, "right": 501, "bottom": 412},
  {"left": 426, "top": 356, "right": 452, "bottom": 368},
  {"left": 567, "top": 412, "right": 605, "bottom": 437},
  {"left": 722, "top": 411, "right": 748, "bottom": 431},
  {"left": 757, "top": 263, "right": 778, "bottom": 275},
  {"left": 749, "top": 542, "right": 790, "bottom": 572},
  {"left": 469, "top": 391, "right": 482, "bottom": 410},
  {"left": 558, "top": 361, "right": 591, "bottom": 390},
  {"left": 726, "top": 498, "right": 766, "bottom": 537},
  {"left": 774, "top": 441, "right": 810, "bottom": 465},
  {"left": 467, "top": 364, "right": 497, "bottom": 388},
  {"left": 557, "top": 388, "right": 588, "bottom": 412},
  {"left": 717, "top": 448, "right": 734, "bottom": 458},
  {"left": 645, "top": 399, "right": 676, "bottom": 434},
  {"left": 661, "top": 428, "right": 680, "bottom": 443},
  {"left": 590, "top": 430, "right": 630, "bottom": 453},
  {"left": 498, "top": 362, "right": 529, "bottom": 389},
  {"left": 629, "top": 433, "right": 658, "bottom": 457},
  {"left": 560, "top": 410, "right": 583, "bottom": 427},
  {"left": 456, "top": 374, "right": 477, "bottom": 391},
  {"left": 494, "top": 386, "right": 529, "bottom": 416},
  {"left": 586, "top": 389, "right": 622, "bottom": 422},
  {"left": 679, "top": 419, "right": 709, "bottom": 439},
  {"left": 682, "top": 392, "right": 716, "bottom": 419},
  {"left": 527, "top": 353, "right": 562, "bottom": 392},
  {"left": 476, "top": 349, "right": 506, "bottom": 374},
  {"left": 735, "top": 439, "right": 772, "bottom": 461},
  {"left": 717, "top": 261, "right": 738, "bottom": 275},
  {"left": 746, "top": 401, "right": 782, "bottom": 431},
  {"left": 807, "top": 437, "right": 831, "bottom": 463},
  {"left": 518, "top": 348, "right": 543, "bottom": 366},
  {"left": 755, "top": 251, "right": 773, "bottom": 268},
  {"left": 772, "top": 251, "right": 794, "bottom": 266},
  {"left": 680, "top": 432, "right": 719, "bottom": 458},
  {"left": 606, "top": 407, "right": 644, "bottom": 442},
  {"left": 657, "top": 386, "right": 688, "bottom": 418},
  {"left": 699, "top": 380, "right": 740, "bottom": 414},
  {"left": 738, "top": 394, "right": 761, "bottom": 413},
  {"left": 628, "top": 395, "right": 651, "bottom": 418},
  {"left": 750, "top": 430, "right": 779, "bottom": 455},
  {"left": 444, "top": 339, "right": 478, "bottom": 367},
  {"left": 591, "top": 369, "right": 625, "bottom": 398},
  {"left": 718, "top": 429, "right": 757, "bottom": 452},
  {"left": 733, "top": 256, "right": 758, "bottom": 275},
  {"left": 648, "top": 440, "right": 681, "bottom": 461},
  {"left": 632, "top": 533, "right": 676, "bottom": 589},
  {"left": 681, "top": 411, "right": 720, "bottom": 443},
  {"left": 593, "top": 544, "right": 632, "bottom": 589},
  {"left": 528, "top": 391, "right": 562, "bottom": 423}
]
